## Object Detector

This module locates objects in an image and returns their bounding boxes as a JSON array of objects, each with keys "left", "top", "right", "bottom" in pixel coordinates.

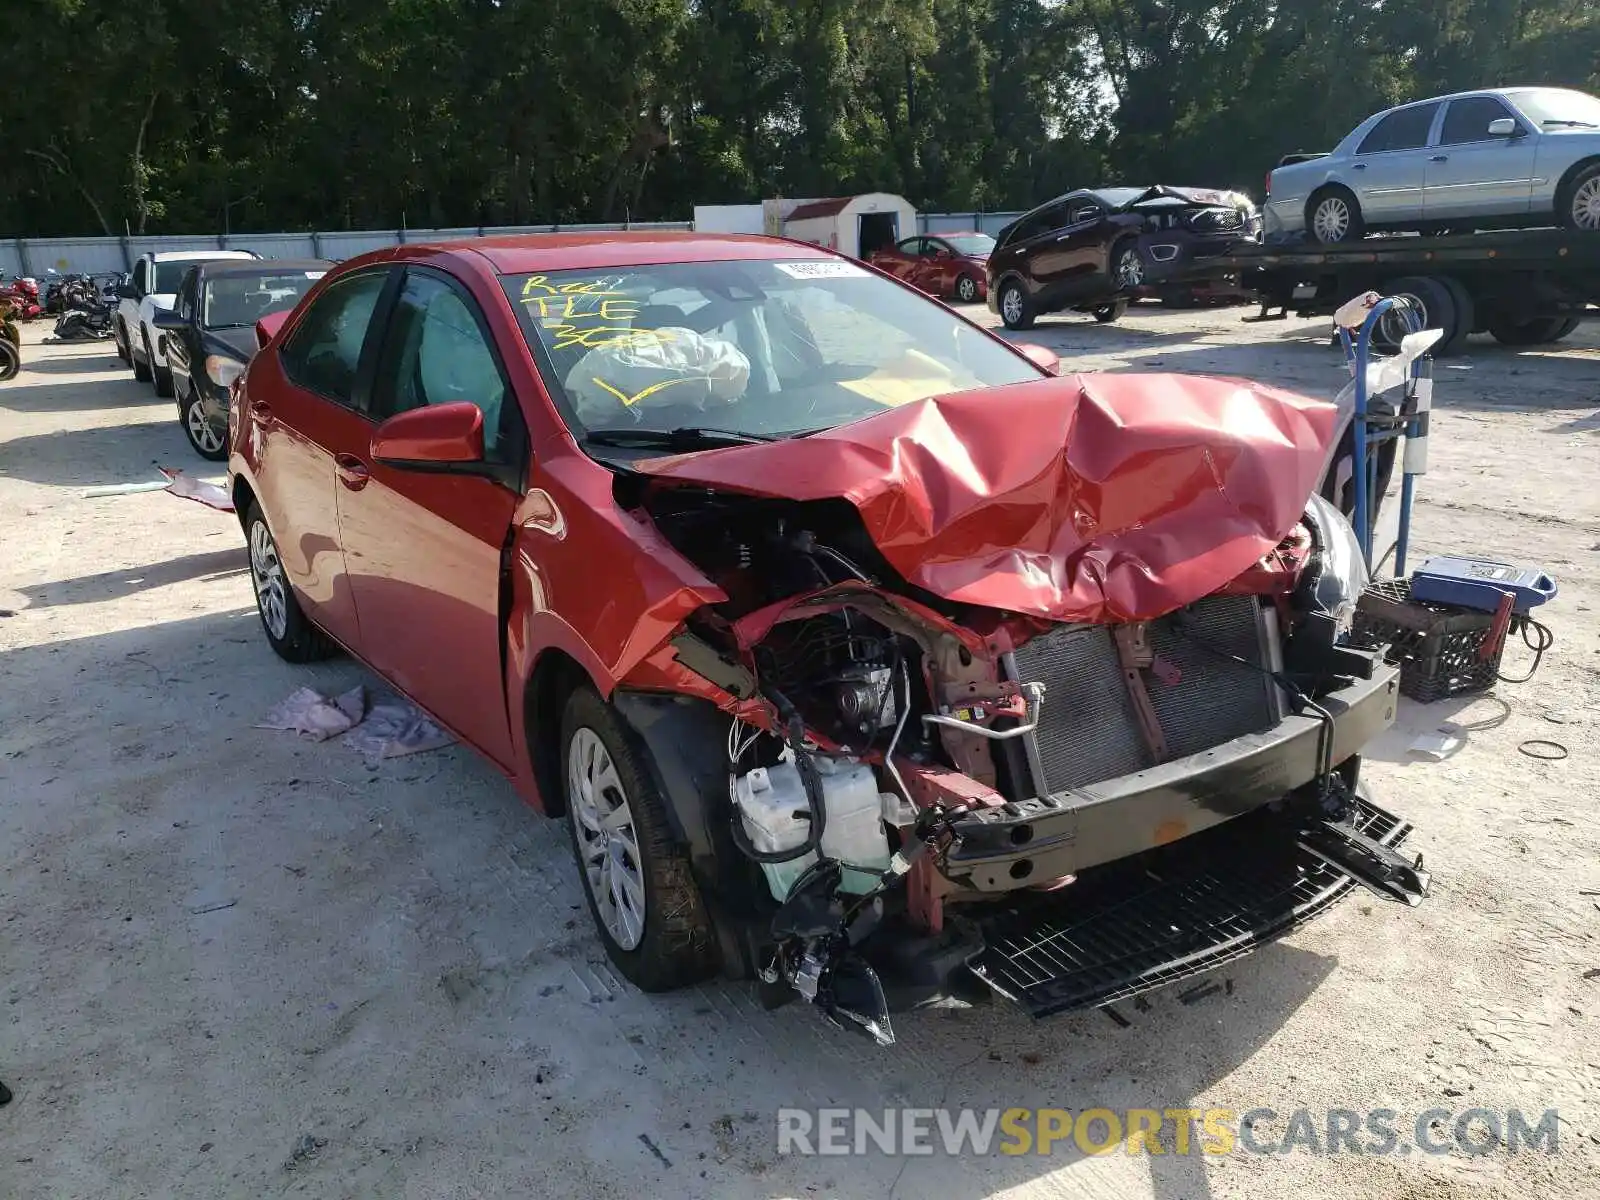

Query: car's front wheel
[
  {"left": 1112, "top": 240, "right": 1144, "bottom": 290},
  {"left": 132, "top": 329, "right": 152, "bottom": 382},
  {"left": 997, "top": 279, "right": 1035, "bottom": 330},
  {"left": 561, "top": 686, "right": 718, "bottom": 992},
  {"left": 145, "top": 331, "right": 174, "bottom": 397},
  {"left": 1091, "top": 300, "right": 1129, "bottom": 324},
  {"left": 180, "top": 388, "right": 227, "bottom": 461},
  {"left": 1559, "top": 162, "right": 1600, "bottom": 232},
  {"left": 245, "top": 502, "right": 334, "bottom": 663},
  {"left": 1307, "top": 187, "right": 1366, "bottom": 244},
  {"left": 113, "top": 319, "right": 131, "bottom": 365}
]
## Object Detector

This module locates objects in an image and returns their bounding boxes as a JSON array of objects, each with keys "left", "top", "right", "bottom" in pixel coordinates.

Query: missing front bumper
[{"left": 966, "top": 793, "right": 1412, "bottom": 1018}]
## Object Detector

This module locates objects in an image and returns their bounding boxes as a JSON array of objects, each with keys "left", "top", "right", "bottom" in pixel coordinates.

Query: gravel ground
[{"left": 1, "top": 305, "right": 1597, "bottom": 1200}]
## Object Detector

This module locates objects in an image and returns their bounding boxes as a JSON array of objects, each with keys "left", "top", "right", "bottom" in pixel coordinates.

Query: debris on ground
[
  {"left": 282, "top": 1133, "right": 327, "bottom": 1171},
  {"left": 1409, "top": 729, "right": 1464, "bottom": 760},
  {"left": 342, "top": 698, "right": 453, "bottom": 764},
  {"left": 258, "top": 686, "right": 367, "bottom": 741},
  {"left": 160, "top": 467, "right": 234, "bottom": 512}
]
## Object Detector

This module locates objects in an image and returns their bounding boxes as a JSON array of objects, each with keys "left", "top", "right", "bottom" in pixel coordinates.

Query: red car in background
[
  {"left": 868, "top": 232, "right": 993, "bottom": 303},
  {"left": 229, "top": 231, "right": 1423, "bottom": 1046}
]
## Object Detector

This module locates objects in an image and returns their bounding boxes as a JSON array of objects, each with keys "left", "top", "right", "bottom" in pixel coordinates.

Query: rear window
[{"left": 203, "top": 270, "right": 325, "bottom": 329}]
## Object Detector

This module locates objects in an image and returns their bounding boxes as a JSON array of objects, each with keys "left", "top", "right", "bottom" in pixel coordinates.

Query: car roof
[
  {"left": 148, "top": 250, "right": 257, "bottom": 262},
  {"left": 189, "top": 258, "right": 333, "bottom": 279},
  {"left": 353, "top": 231, "right": 835, "bottom": 275},
  {"left": 1384, "top": 85, "right": 1587, "bottom": 109}
]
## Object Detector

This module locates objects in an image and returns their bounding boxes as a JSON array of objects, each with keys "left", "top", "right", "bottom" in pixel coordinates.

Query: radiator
[{"left": 1007, "top": 596, "right": 1280, "bottom": 795}]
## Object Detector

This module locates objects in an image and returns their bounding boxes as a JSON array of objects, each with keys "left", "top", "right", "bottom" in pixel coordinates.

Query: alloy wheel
[
  {"left": 1001, "top": 286, "right": 1024, "bottom": 325},
  {"left": 568, "top": 727, "right": 647, "bottom": 950},
  {"left": 1313, "top": 196, "right": 1351, "bottom": 242},
  {"left": 1116, "top": 247, "right": 1144, "bottom": 288},
  {"left": 1572, "top": 177, "right": 1600, "bottom": 231},
  {"left": 186, "top": 398, "right": 224, "bottom": 455},
  {"left": 956, "top": 275, "right": 978, "bottom": 302},
  {"left": 249, "top": 518, "right": 288, "bottom": 640}
]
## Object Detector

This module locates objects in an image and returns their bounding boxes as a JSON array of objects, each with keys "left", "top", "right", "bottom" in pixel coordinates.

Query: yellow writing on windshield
[
  {"left": 521, "top": 275, "right": 625, "bottom": 299},
  {"left": 590, "top": 375, "right": 704, "bottom": 407},
  {"left": 524, "top": 295, "right": 641, "bottom": 322}
]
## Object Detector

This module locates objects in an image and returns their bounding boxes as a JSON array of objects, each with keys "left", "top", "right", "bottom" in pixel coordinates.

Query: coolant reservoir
[{"left": 733, "top": 754, "right": 893, "bottom": 899}]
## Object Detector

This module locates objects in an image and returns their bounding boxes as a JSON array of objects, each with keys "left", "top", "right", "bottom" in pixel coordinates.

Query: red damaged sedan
[
  {"left": 868, "top": 231, "right": 993, "bottom": 303},
  {"left": 229, "top": 233, "right": 1426, "bottom": 1044}
]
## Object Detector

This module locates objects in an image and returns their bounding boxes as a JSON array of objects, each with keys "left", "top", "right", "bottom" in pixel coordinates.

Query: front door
[
  {"left": 1349, "top": 102, "right": 1441, "bottom": 223},
  {"left": 1423, "top": 96, "right": 1538, "bottom": 220},
  {"left": 335, "top": 267, "right": 524, "bottom": 768},
  {"left": 251, "top": 267, "right": 395, "bottom": 648}
]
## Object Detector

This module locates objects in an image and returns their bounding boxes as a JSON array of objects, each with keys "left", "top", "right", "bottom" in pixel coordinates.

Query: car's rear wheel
[
  {"left": 954, "top": 274, "right": 980, "bottom": 303},
  {"left": 997, "top": 279, "right": 1035, "bottom": 330},
  {"left": 181, "top": 388, "right": 227, "bottom": 461},
  {"left": 561, "top": 686, "right": 718, "bottom": 992},
  {"left": 1558, "top": 162, "right": 1600, "bottom": 232},
  {"left": 245, "top": 502, "right": 334, "bottom": 663},
  {"left": 1487, "top": 314, "right": 1581, "bottom": 346},
  {"left": 1091, "top": 300, "right": 1129, "bottom": 324},
  {"left": 1307, "top": 187, "right": 1365, "bottom": 244}
]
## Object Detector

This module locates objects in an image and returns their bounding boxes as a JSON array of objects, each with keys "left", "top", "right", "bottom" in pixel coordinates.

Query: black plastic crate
[{"left": 1352, "top": 579, "right": 1506, "bottom": 702}]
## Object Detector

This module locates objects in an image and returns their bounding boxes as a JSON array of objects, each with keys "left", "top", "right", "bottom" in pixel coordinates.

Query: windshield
[
  {"left": 1506, "top": 88, "right": 1600, "bottom": 128},
  {"left": 154, "top": 260, "right": 209, "bottom": 293},
  {"left": 202, "top": 270, "right": 325, "bottom": 329},
  {"left": 502, "top": 259, "right": 1042, "bottom": 444},
  {"left": 1092, "top": 187, "right": 1151, "bottom": 210},
  {"left": 941, "top": 234, "right": 995, "bottom": 256}
]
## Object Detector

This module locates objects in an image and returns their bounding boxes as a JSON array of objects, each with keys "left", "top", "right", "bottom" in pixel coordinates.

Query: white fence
[
  {"left": 0, "top": 221, "right": 694, "bottom": 277},
  {"left": 0, "top": 213, "right": 1019, "bottom": 277}
]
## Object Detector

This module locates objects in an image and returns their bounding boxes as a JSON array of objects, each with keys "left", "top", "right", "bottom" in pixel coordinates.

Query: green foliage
[{"left": 2, "top": 0, "right": 1597, "bottom": 234}]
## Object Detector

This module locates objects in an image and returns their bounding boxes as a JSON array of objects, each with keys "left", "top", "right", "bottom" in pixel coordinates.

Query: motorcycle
[
  {"left": 1, "top": 300, "right": 20, "bottom": 381},
  {"left": 0, "top": 274, "right": 43, "bottom": 321},
  {"left": 54, "top": 293, "right": 114, "bottom": 340}
]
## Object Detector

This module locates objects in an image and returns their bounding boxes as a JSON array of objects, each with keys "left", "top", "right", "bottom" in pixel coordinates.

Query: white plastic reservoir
[{"left": 732, "top": 754, "right": 892, "bottom": 899}]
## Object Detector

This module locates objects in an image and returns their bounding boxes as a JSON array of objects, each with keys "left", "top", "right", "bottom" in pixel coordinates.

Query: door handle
[
  {"left": 1352, "top": 163, "right": 1367, "bottom": 170},
  {"left": 1430, "top": 155, "right": 1449, "bottom": 162},
  {"left": 335, "top": 453, "right": 371, "bottom": 490}
]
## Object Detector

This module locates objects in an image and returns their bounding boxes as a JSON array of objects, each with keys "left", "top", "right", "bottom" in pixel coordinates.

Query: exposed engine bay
[{"left": 619, "top": 477, "right": 1430, "bottom": 1046}]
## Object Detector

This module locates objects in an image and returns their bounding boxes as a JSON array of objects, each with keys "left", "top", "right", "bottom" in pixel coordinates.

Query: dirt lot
[{"left": 1, "top": 306, "right": 1597, "bottom": 1200}]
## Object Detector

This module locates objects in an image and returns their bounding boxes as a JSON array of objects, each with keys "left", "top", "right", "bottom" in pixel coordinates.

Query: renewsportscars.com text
[{"left": 775, "top": 1107, "right": 1561, "bottom": 1157}]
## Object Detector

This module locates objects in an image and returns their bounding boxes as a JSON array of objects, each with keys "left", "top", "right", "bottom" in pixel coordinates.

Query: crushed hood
[{"left": 632, "top": 373, "right": 1341, "bottom": 623}]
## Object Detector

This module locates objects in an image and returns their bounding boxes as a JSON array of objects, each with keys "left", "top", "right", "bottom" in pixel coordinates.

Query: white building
[{"left": 692, "top": 193, "right": 917, "bottom": 259}]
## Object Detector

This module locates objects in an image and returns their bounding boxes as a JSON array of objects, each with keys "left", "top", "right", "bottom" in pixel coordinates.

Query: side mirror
[
  {"left": 371, "top": 401, "right": 485, "bottom": 470},
  {"left": 1014, "top": 342, "right": 1061, "bottom": 375},
  {"left": 1487, "top": 118, "right": 1520, "bottom": 138},
  {"left": 254, "top": 310, "right": 290, "bottom": 349},
  {"left": 117, "top": 283, "right": 138, "bottom": 301},
  {"left": 153, "top": 311, "right": 184, "bottom": 330}
]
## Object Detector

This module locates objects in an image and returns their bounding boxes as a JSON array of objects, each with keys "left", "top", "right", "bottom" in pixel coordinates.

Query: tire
[
  {"left": 996, "top": 279, "right": 1035, "bottom": 331},
  {"left": 180, "top": 388, "right": 228, "bottom": 461},
  {"left": 0, "top": 339, "right": 18, "bottom": 383},
  {"left": 1487, "top": 314, "right": 1580, "bottom": 346},
  {"left": 953, "top": 274, "right": 980, "bottom": 304},
  {"left": 148, "top": 332, "right": 174, "bottom": 397},
  {"left": 1091, "top": 299, "right": 1129, "bottom": 323},
  {"left": 1374, "top": 275, "right": 1469, "bottom": 356},
  {"left": 133, "top": 330, "right": 153, "bottom": 382},
  {"left": 1306, "top": 186, "right": 1366, "bottom": 244},
  {"left": 245, "top": 502, "right": 335, "bottom": 663},
  {"left": 560, "top": 685, "right": 718, "bottom": 992},
  {"left": 1557, "top": 161, "right": 1600, "bottom": 232},
  {"left": 1111, "top": 239, "right": 1144, "bottom": 291},
  {"left": 114, "top": 319, "right": 131, "bottom": 364}
]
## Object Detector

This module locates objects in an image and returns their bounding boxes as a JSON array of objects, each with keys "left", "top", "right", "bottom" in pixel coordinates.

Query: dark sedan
[
  {"left": 156, "top": 259, "right": 331, "bottom": 459},
  {"left": 986, "top": 186, "right": 1259, "bottom": 329}
]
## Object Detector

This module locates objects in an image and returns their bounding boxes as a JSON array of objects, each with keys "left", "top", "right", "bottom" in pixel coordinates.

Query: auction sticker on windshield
[{"left": 774, "top": 261, "right": 870, "bottom": 279}]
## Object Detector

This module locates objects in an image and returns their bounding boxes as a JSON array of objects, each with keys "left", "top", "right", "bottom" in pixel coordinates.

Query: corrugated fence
[{"left": 1, "top": 214, "right": 1020, "bottom": 277}]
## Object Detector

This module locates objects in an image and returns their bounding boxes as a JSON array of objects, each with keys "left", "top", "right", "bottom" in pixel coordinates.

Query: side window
[
  {"left": 279, "top": 271, "right": 388, "bottom": 406},
  {"left": 1357, "top": 103, "right": 1441, "bottom": 154},
  {"left": 1440, "top": 97, "right": 1516, "bottom": 145},
  {"left": 922, "top": 239, "right": 947, "bottom": 256},
  {"left": 898, "top": 238, "right": 924, "bottom": 256},
  {"left": 372, "top": 272, "right": 516, "bottom": 462}
]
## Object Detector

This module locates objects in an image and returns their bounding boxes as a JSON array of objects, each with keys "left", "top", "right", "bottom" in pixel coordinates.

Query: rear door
[
  {"left": 875, "top": 237, "right": 921, "bottom": 283},
  {"left": 334, "top": 266, "right": 525, "bottom": 768},
  {"left": 1423, "top": 95, "right": 1538, "bottom": 220},
  {"left": 1348, "top": 102, "right": 1441, "bottom": 222},
  {"left": 921, "top": 237, "right": 961, "bottom": 294},
  {"left": 248, "top": 267, "right": 396, "bottom": 649}
]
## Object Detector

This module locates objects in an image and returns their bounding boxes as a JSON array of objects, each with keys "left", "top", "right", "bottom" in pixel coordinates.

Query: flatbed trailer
[{"left": 1185, "top": 229, "right": 1600, "bottom": 354}]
